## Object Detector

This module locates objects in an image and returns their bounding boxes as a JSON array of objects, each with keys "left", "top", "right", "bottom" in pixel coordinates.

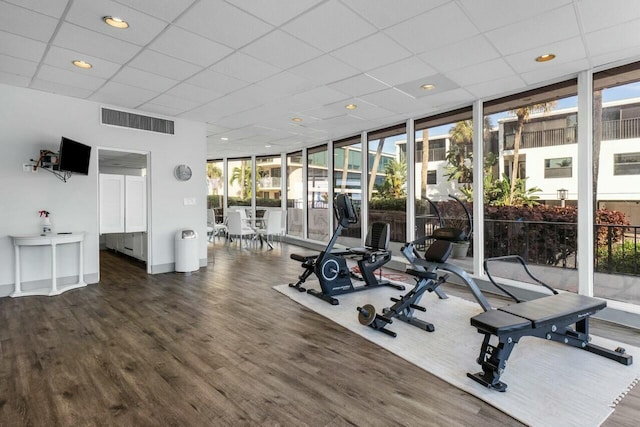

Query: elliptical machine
[{"left": 289, "top": 194, "right": 404, "bottom": 305}]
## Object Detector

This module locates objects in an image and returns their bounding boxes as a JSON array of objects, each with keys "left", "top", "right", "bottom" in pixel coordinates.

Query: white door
[
  {"left": 99, "top": 174, "right": 125, "bottom": 234},
  {"left": 125, "top": 175, "right": 146, "bottom": 232}
]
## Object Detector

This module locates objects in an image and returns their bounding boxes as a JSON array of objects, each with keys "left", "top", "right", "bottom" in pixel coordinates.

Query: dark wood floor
[{"left": 0, "top": 241, "right": 638, "bottom": 426}]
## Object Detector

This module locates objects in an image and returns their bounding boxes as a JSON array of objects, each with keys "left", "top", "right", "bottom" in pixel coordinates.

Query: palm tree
[
  {"left": 367, "top": 139, "right": 385, "bottom": 200},
  {"left": 420, "top": 129, "right": 429, "bottom": 199},
  {"left": 230, "top": 163, "right": 252, "bottom": 199},
  {"left": 206, "top": 163, "right": 222, "bottom": 192},
  {"left": 375, "top": 159, "right": 407, "bottom": 198},
  {"left": 508, "top": 102, "right": 556, "bottom": 204}
]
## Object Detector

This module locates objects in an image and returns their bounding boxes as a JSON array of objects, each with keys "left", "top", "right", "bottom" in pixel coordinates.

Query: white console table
[{"left": 10, "top": 232, "right": 86, "bottom": 297}]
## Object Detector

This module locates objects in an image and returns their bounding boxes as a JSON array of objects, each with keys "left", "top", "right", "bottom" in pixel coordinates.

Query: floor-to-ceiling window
[
  {"left": 367, "top": 124, "right": 406, "bottom": 253},
  {"left": 286, "top": 152, "right": 303, "bottom": 238},
  {"left": 308, "top": 145, "right": 329, "bottom": 241},
  {"left": 414, "top": 108, "right": 473, "bottom": 255},
  {"left": 483, "top": 80, "right": 578, "bottom": 291},
  {"left": 333, "top": 135, "right": 362, "bottom": 246},
  {"left": 227, "top": 158, "right": 252, "bottom": 209},
  {"left": 255, "top": 154, "right": 282, "bottom": 223},
  {"left": 593, "top": 61, "right": 640, "bottom": 305},
  {"left": 207, "top": 159, "right": 224, "bottom": 218}
]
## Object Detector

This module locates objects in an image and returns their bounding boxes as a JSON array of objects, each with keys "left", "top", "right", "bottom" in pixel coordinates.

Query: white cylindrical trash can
[{"left": 175, "top": 229, "right": 199, "bottom": 274}]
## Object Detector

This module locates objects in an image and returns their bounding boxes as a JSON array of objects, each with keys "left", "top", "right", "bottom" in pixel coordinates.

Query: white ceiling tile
[
  {"left": 287, "top": 55, "right": 359, "bottom": 86},
  {"left": 294, "top": 108, "right": 343, "bottom": 121},
  {"left": 150, "top": 93, "right": 202, "bottom": 111},
  {"left": 331, "top": 33, "right": 412, "bottom": 72},
  {"left": 458, "top": 0, "right": 572, "bottom": 32},
  {"left": 210, "top": 52, "right": 281, "bottom": 83},
  {"left": 65, "top": 0, "right": 168, "bottom": 46},
  {"left": 447, "top": 58, "right": 515, "bottom": 86},
  {"left": 241, "top": 30, "right": 323, "bottom": 69},
  {"left": 30, "top": 78, "right": 94, "bottom": 98},
  {"left": 113, "top": 0, "right": 196, "bottom": 22},
  {"left": 395, "top": 74, "right": 459, "bottom": 99},
  {"left": 44, "top": 46, "right": 122, "bottom": 79},
  {"left": 334, "top": 103, "right": 395, "bottom": 121},
  {"left": 4, "top": 0, "right": 68, "bottom": 18},
  {"left": 128, "top": 49, "right": 203, "bottom": 80},
  {"left": 345, "top": 0, "right": 448, "bottom": 29},
  {"left": 590, "top": 47, "right": 640, "bottom": 71},
  {"left": 176, "top": 0, "right": 273, "bottom": 48},
  {"left": 186, "top": 68, "right": 249, "bottom": 94},
  {"left": 327, "top": 74, "right": 390, "bottom": 97},
  {"left": 368, "top": 57, "right": 437, "bottom": 87},
  {"left": 360, "top": 88, "right": 423, "bottom": 114},
  {"left": 520, "top": 58, "right": 590, "bottom": 86},
  {"left": 0, "top": 31, "right": 46, "bottom": 62},
  {"left": 384, "top": 2, "right": 478, "bottom": 55},
  {"left": 419, "top": 35, "right": 501, "bottom": 73},
  {"left": 505, "top": 37, "right": 586, "bottom": 74},
  {"left": 0, "top": 70, "right": 30, "bottom": 87},
  {"left": 227, "top": 0, "right": 322, "bottom": 26},
  {"left": 112, "top": 66, "right": 178, "bottom": 92},
  {"left": 140, "top": 102, "right": 188, "bottom": 117},
  {"left": 485, "top": 5, "right": 580, "bottom": 56},
  {"left": 289, "top": 86, "right": 349, "bottom": 111},
  {"left": 282, "top": 0, "right": 376, "bottom": 52},
  {"left": 149, "top": 26, "right": 233, "bottom": 67},
  {"left": 416, "top": 88, "right": 475, "bottom": 110},
  {"left": 0, "top": 54, "right": 37, "bottom": 77},
  {"left": 577, "top": 0, "right": 640, "bottom": 33},
  {"left": 53, "top": 22, "right": 141, "bottom": 63},
  {"left": 585, "top": 19, "right": 640, "bottom": 58},
  {"left": 256, "top": 71, "right": 312, "bottom": 95},
  {"left": 0, "top": 1, "right": 58, "bottom": 42},
  {"left": 465, "top": 75, "right": 527, "bottom": 99},
  {"left": 166, "top": 82, "right": 221, "bottom": 104},
  {"left": 37, "top": 64, "right": 106, "bottom": 90},
  {"left": 90, "top": 81, "right": 157, "bottom": 108}
]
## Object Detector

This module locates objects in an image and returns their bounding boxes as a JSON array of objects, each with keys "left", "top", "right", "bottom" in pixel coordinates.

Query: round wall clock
[{"left": 174, "top": 164, "right": 192, "bottom": 181}]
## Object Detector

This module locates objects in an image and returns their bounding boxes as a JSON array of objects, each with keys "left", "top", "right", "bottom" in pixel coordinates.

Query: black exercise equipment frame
[
  {"left": 357, "top": 227, "right": 492, "bottom": 337},
  {"left": 467, "top": 255, "right": 633, "bottom": 392},
  {"left": 289, "top": 194, "right": 404, "bottom": 305}
]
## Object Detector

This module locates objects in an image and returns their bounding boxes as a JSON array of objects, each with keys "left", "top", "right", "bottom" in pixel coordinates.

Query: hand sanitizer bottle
[{"left": 39, "top": 210, "right": 52, "bottom": 234}]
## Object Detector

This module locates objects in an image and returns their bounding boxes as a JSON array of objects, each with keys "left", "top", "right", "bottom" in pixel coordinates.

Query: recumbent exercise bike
[{"left": 289, "top": 194, "right": 404, "bottom": 305}]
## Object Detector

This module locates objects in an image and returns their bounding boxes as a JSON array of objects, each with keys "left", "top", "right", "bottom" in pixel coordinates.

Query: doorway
[{"left": 98, "top": 148, "right": 151, "bottom": 274}]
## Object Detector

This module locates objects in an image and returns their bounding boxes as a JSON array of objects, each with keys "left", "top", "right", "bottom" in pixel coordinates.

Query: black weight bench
[{"left": 467, "top": 256, "right": 633, "bottom": 392}]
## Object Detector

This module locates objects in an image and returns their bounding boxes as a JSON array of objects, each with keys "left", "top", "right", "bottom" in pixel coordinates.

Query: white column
[
  {"left": 327, "top": 140, "right": 334, "bottom": 234},
  {"left": 360, "top": 131, "right": 368, "bottom": 244},
  {"left": 302, "top": 148, "right": 308, "bottom": 240},
  {"left": 406, "top": 118, "right": 416, "bottom": 243},
  {"left": 577, "top": 70, "right": 594, "bottom": 296},
  {"left": 472, "top": 99, "right": 485, "bottom": 277}
]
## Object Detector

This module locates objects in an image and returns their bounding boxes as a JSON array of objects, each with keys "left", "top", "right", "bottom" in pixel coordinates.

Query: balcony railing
[
  {"left": 602, "top": 117, "right": 640, "bottom": 140},
  {"left": 504, "top": 126, "right": 577, "bottom": 150},
  {"left": 258, "top": 176, "right": 281, "bottom": 188}
]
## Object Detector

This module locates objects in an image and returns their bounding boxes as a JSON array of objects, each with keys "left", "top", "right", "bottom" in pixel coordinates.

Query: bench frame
[{"left": 467, "top": 255, "right": 633, "bottom": 392}]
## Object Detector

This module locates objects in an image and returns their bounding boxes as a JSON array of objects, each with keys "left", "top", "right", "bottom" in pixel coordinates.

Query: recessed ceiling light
[
  {"left": 220, "top": 137, "right": 229, "bottom": 141},
  {"left": 265, "top": 145, "right": 272, "bottom": 148},
  {"left": 420, "top": 84, "right": 435, "bottom": 91},
  {"left": 345, "top": 104, "right": 357, "bottom": 110},
  {"left": 291, "top": 117, "right": 303, "bottom": 122},
  {"left": 535, "top": 53, "right": 556, "bottom": 62},
  {"left": 103, "top": 16, "right": 129, "bottom": 29},
  {"left": 72, "top": 60, "right": 92, "bottom": 69}
]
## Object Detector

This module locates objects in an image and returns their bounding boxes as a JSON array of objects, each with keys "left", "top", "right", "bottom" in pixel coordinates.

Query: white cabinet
[
  {"left": 105, "top": 232, "right": 147, "bottom": 261},
  {"left": 99, "top": 174, "right": 146, "bottom": 234}
]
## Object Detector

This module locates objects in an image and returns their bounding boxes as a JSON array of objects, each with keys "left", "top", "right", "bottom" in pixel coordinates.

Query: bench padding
[
  {"left": 498, "top": 293, "right": 605, "bottom": 327},
  {"left": 470, "top": 309, "right": 532, "bottom": 335}
]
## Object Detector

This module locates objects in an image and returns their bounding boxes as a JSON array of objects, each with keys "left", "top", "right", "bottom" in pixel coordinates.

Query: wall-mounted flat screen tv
[{"left": 58, "top": 136, "right": 91, "bottom": 175}]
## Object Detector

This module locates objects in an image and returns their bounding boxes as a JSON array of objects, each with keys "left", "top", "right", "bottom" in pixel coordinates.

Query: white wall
[{"left": 0, "top": 84, "right": 207, "bottom": 291}]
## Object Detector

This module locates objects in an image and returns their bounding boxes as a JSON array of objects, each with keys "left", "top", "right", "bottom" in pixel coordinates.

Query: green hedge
[{"left": 596, "top": 240, "right": 640, "bottom": 275}]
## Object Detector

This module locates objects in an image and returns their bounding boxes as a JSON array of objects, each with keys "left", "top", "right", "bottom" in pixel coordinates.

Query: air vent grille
[{"left": 101, "top": 108, "right": 174, "bottom": 134}]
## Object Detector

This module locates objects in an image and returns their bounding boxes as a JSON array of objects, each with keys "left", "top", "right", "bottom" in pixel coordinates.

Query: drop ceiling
[{"left": 2, "top": 0, "right": 640, "bottom": 158}]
